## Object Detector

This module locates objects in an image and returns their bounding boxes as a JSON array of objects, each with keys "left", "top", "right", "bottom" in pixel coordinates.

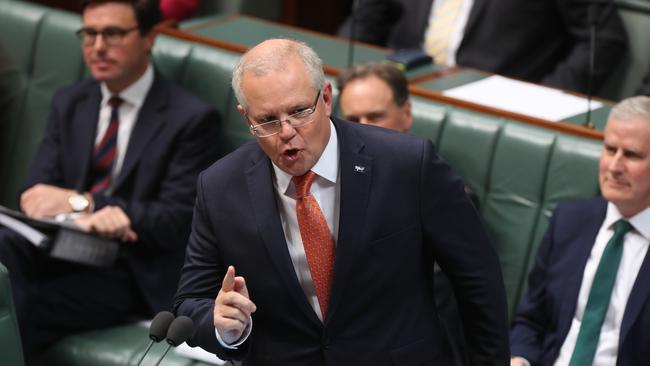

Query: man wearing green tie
[{"left": 510, "top": 95, "right": 650, "bottom": 366}]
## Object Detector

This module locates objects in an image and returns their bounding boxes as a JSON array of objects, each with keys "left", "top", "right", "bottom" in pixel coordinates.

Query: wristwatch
[{"left": 68, "top": 192, "right": 90, "bottom": 212}]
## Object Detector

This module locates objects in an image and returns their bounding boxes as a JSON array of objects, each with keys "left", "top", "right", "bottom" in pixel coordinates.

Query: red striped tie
[
  {"left": 90, "top": 96, "right": 122, "bottom": 193},
  {"left": 293, "top": 171, "right": 336, "bottom": 318}
]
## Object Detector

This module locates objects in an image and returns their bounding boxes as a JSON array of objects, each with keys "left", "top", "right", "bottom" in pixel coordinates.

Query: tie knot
[
  {"left": 613, "top": 219, "right": 633, "bottom": 236},
  {"left": 108, "top": 96, "right": 123, "bottom": 109},
  {"left": 293, "top": 170, "right": 317, "bottom": 198}
]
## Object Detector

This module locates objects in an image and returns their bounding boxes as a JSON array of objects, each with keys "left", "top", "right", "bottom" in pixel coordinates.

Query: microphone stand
[
  {"left": 584, "top": 4, "right": 597, "bottom": 129},
  {"left": 347, "top": 0, "right": 360, "bottom": 68},
  {"left": 135, "top": 340, "right": 156, "bottom": 366}
]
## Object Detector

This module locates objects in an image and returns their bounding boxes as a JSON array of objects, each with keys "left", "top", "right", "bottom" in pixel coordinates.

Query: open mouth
[{"left": 284, "top": 148, "right": 300, "bottom": 161}]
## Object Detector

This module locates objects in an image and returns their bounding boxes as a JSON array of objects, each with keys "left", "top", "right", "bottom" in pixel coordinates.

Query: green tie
[{"left": 568, "top": 219, "right": 634, "bottom": 366}]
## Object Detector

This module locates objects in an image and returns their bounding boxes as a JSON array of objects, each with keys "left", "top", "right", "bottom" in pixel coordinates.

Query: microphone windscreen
[
  {"left": 149, "top": 311, "right": 175, "bottom": 342},
  {"left": 165, "top": 316, "right": 194, "bottom": 346}
]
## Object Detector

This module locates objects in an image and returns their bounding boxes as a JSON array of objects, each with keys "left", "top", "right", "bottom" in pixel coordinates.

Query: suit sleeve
[
  {"left": 92, "top": 107, "right": 221, "bottom": 251},
  {"left": 509, "top": 209, "right": 561, "bottom": 365},
  {"left": 419, "top": 140, "right": 510, "bottom": 365},
  {"left": 173, "top": 170, "right": 249, "bottom": 361},
  {"left": 542, "top": 0, "right": 627, "bottom": 92},
  {"left": 24, "top": 91, "right": 67, "bottom": 191}
]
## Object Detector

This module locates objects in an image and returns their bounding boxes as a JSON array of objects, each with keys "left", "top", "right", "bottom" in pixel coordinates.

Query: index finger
[{"left": 221, "top": 265, "right": 236, "bottom": 292}]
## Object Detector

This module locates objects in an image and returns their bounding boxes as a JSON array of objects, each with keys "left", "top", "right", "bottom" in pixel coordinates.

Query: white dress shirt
[
  {"left": 95, "top": 64, "right": 153, "bottom": 194},
  {"left": 552, "top": 203, "right": 650, "bottom": 366}
]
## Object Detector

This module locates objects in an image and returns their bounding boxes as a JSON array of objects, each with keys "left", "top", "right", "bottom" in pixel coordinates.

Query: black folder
[{"left": 0, "top": 205, "right": 119, "bottom": 267}]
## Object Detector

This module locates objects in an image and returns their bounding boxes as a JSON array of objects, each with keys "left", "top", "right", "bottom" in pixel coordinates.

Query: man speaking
[{"left": 174, "top": 38, "right": 509, "bottom": 365}]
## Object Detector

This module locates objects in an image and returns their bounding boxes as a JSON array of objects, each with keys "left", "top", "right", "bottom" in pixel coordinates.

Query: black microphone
[
  {"left": 152, "top": 315, "right": 194, "bottom": 366},
  {"left": 135, "top": 311, "right": 176, "bottom": 366}
]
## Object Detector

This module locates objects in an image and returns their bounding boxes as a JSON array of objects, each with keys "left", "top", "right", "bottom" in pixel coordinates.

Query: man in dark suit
[
  {"left": 174, "top": 38, "right": 509, "bottom": 365},
  {"left": 0, "top": 0, "right": 219, "bottom": 357},
  {"left": 510, "top": 95, "right": 650, "bottom": 366},
  {"left": 338, "top": 0, "right": 627, "bottom": 95}
]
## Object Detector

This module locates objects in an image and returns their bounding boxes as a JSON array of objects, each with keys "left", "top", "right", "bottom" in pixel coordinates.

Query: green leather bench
[
  {"left": 409, "top": 99, "right": 601, "bottom": 315},
  {"left": 0, "top": 0, "right": 603, "bottom": 364},
  {"left": 0, "top": 263, "right": 25, "bottom": 366}
]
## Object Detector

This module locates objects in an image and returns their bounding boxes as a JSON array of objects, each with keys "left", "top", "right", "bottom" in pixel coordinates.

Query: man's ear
[
  {"left": 402, "top": 100, "right": 413, "bottom": 133},
  {"left": 237, "top": 104, "right": 246, "bottom": 117},
  {"left": 322, "top": 82, "right": 333, "bottom": 117},
  {"left": 144, "top": 29, "right": 157, "bottom": 54}
]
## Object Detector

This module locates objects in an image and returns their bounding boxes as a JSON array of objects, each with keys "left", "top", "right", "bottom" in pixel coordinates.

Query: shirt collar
[
  {"left": 273, "top": 120, "right": 340, "bottom": 195},
  {"left": 100, "top": 63, "right": 154, "bottom": 108},
  {"left": 605, "top": 202, "right": 650, "bottom": 241}
]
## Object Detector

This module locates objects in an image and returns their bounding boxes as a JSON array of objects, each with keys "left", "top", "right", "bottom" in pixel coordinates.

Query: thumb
[{"left": 221, "top": 265, "right": 236, "bottom": 292}]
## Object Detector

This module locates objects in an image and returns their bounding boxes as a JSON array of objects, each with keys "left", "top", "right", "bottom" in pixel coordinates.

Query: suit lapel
[
  {"left": 244, "top": 151, "right": 322, "bottom": 327},
  {"left": 324, "top": 119, "right": 372, "bottom": 324},
  {"left": 73, "top": 83, "right": 102, "bottom": 191},
  {"left": 556, "top": 202, "right": 606, "bottom": 341},
  {"left": 620, "top": 242, "right": 650, "bottom": 343},
  {"left": 113, "top": 74, "right": 167, "bottom": 190}
]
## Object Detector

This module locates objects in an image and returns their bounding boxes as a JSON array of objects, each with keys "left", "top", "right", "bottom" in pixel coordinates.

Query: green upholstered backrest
[
  {"left": 152, "top": 35, "right": 247, "bottom": 156},
  {"left": 404, "top": 103, "right": 603, "bottom": 317},
  {"left": 0, "top": 1, "right": 84, "bottom": 208},
  {"left": 0, "top": 262, "right": 25, "bottom": 366}
]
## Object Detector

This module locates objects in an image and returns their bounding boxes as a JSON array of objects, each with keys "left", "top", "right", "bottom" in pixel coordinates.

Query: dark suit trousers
[{"left": 0, "top": 228, "right": 147, "bottom": 361}]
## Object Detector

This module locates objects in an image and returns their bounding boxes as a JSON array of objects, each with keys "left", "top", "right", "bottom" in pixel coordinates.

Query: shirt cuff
[
  {"left": 214, "top": 316, "right": 252, "bottom": 349},
  {"left": 512, "top": 356, "right": 531, "bottom": 366}
]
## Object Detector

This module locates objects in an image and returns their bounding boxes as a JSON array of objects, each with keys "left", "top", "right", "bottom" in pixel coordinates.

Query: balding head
[{"left": 232, "top": 39, "right": 325, "bottom": 110}]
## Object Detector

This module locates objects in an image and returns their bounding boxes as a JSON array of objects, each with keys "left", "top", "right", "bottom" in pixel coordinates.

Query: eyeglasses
[
  {"left": 76, "top": 26, "right": 139, "bottom": 47},
  {"left": 248, "top": 90, "right": 322, "bottom": 138}
]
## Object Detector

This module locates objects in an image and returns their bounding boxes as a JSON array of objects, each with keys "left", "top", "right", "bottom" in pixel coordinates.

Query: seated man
[
  {"left": 510, "top": 95, "right": 650, "bottom": 366},
  {"left": 0, "top": 0, "right": 220, "bottom": 358},
  {"left": 336, "top": 61, "right": 413, "bottom": 133},
  {"left": 338, "top": 0, "right": 627, "bottom": 95}
]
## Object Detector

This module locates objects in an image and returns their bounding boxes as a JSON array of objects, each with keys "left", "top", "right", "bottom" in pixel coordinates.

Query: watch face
[{"left": 69, "top": 194, "right": 89, "bottom": 212}]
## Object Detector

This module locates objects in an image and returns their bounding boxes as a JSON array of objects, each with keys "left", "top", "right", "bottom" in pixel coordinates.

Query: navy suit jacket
[
  {"left": 510, "top": 197, "right": 650, "bottom": 366},
  {"left": 174, "top": 117, "right": 509, "bottom": 365},
  {"left": 338, "top": 0, "right": 627, "bottom": 94},
  {"left": 25, "top": 73, "right": 221, "bottom": 314}
]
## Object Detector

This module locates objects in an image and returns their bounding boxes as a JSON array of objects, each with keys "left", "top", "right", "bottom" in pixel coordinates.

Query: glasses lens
[{"left": 252, "top": 121, "right": 281, "bottom": 137}]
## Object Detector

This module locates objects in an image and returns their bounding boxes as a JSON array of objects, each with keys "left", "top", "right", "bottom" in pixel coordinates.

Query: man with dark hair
[
  {"left": 336, "top": 61, "right": 412, "bottom": 133},
  {"left": 510, "top": 96, "right": 650, "bottom": 366},
  {"left": 338, "top": 0, "right": 627, "bottom": 95},
  {"left": 174, "top": 38, "right": 509, "bottom": 365},
  {"left": 0, "top": 0, "right": 220, "bottom": 358}
]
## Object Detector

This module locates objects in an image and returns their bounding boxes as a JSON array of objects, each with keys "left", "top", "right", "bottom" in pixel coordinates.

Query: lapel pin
[{"left": 354, "top": 165, "right": 366, "bottom": 173}]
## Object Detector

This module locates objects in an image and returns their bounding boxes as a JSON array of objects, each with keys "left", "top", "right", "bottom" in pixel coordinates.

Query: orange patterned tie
[{"left": 293, "top": 171, "right": 336, "bottom": 318}]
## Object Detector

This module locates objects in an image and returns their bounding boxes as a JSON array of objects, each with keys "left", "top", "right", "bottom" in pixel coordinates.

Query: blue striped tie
[{"left": 90, "top": 96, "right": 122, "bottom": 193}]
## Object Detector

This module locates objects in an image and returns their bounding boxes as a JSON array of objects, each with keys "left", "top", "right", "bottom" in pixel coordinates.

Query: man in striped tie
[
  {"left": 0, "top": 0, "right": 220, "bottom": 359},
  {"left": 337, "top": 0, "right": 627, "bottom": 95},
  {"left": 510, "top": 96, "right": 650, "bottom": 366}
]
